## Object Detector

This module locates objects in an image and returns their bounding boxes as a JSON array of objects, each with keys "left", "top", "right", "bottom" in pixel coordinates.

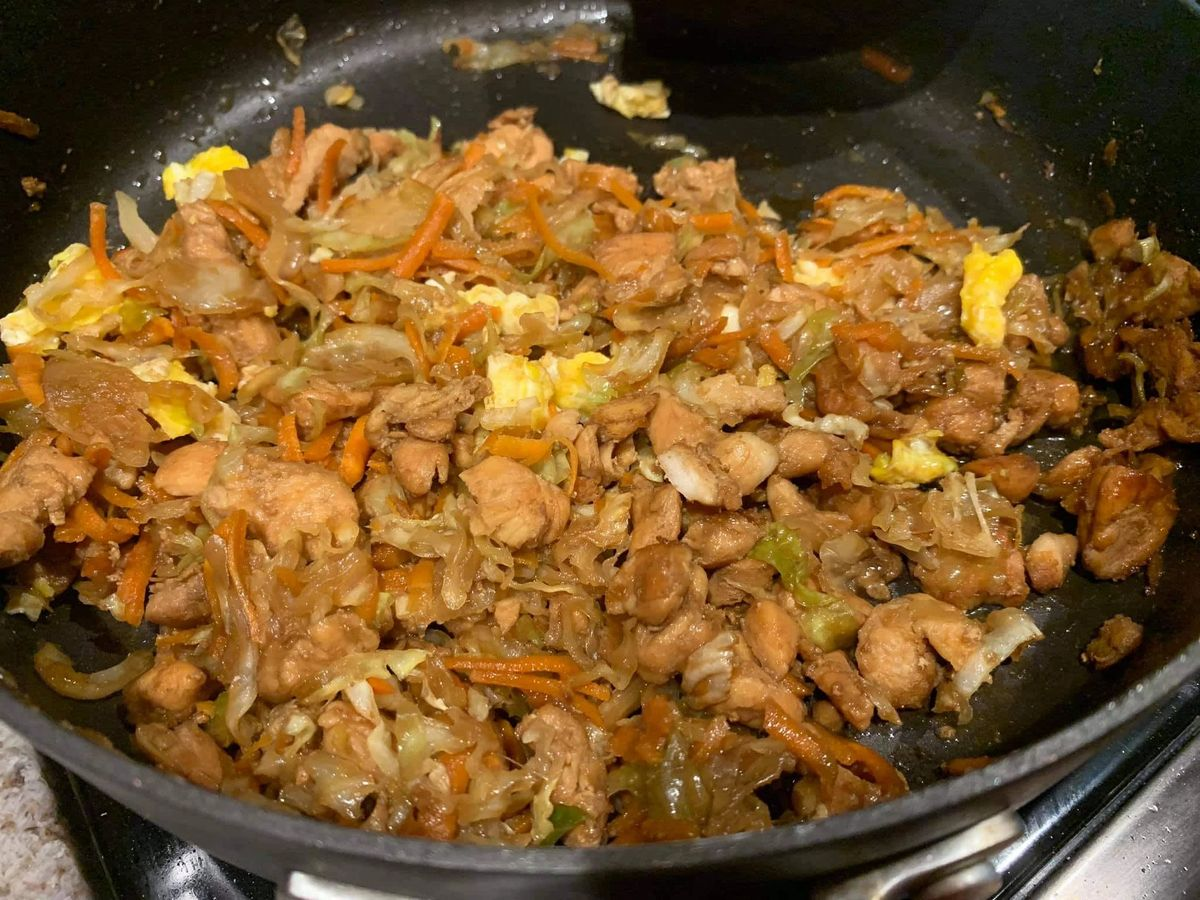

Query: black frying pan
[{"left": 1, "top": 0, "right": 1199, "bottom": 895}]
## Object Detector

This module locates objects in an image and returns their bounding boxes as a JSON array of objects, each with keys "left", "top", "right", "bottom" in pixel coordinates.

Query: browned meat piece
[
  {"left": 647, "top": 390, "right": 719, "bottom": 454},
  {"left": 1005, "top": 275, "right": 1070, "bottom": 353},
  {"left": 146, "top": 570, "right": 210, "bottom": 628},
  {"left": 742, "top": 600, "right": 801, "bottom": 677},
  {"left": 1083, "top": 614, "right": 1144, "bottom": 670},
  {"left": 154, "top": 441, "right": 222, "bottom": 497},
  {"left": 390, "top": 437, "right": 450, "bottom": 497},
  {"left": 590, "top": 392, "right": 657, "bottom": 442},
  {"left": 516, "top": 705, "right": 609, "bottom": 847},
  {"left": 135, "top": 722, "right": 229, "bottom": 790},
  {"left": 629, "top": 477, "right": 681, "bottom": 552},
  {"left": 1037, "top": 446, "right": 1103, "bottom": 512},
  {"left": 608, "top": 543, "right": 698, "bottom": 625},
  {"left": 258, "top": 610, "right": 380, "bottom": 703},
  {"left": 593, "top": 232, "right": 688, "bottom": 306},
  {"left": 0, "top": 444, "right": 94, "bottom": 568},
  {"left": 694, "top": 374, "right": 787, "bottom": 427},
  {"left": 652, "top": 158, "right": 738, "bottom": 211},
  {"left": 657, "top": 443, "right": 741, "bottom": 510},
  {"left": 41, "top": 356, "right": 157, "bottom": 466},
  {"left": 963, "top": 453, "right": 1040, "bottom": 503},
  {"left": 479, "top": 107, "right": 554, "bottom": 171},
  {"left": 913, "top": 546, "right": 1028, "bottom": 610},
  {"left": 1077, "top": 463, "right": 1177, "bottom": 580},
  {"left": 711, "top": 432, "right": 779, "bottom": 495},
  {"left": 1119, "top": 323, "right": 1200, "bottom": 396},
  {"left": 1088, "top": 218, "right": 1137, "bottom": 261},
  {"left": 178, "top": 202, "right": 239, "bottom": 265},
  {"left": 683, "top": 511, "right": 765, "bottom": 569},
  {"left": 812, "top": 355, "right": 884, "bottom": 425},
  {"left": 816, "top": 533, "right": 903, "bottom": 602},
  {"left": 283, "top": 124, "right": 369, "bottom": 211},
  {"left": 318, "top": 700, "right": 378, "bottom": 771},
  {"left": 207, "top": 315, "right": 281, "bottom": 368},
  {"left": 1024, "top": 532, "right": 1079, "bottom": 593},
  {"left": 806, "top": 651, "right": 875, "bottom": 730},
  {"left": 636, "top": 580, "right": 715, "bottom": 684},
  {"left": 857, "top": 594, "right": 982, "bottom": 709},
  {"left": 201, "top": 448, "right": 360, "bottom": 553},
  {"left": 125, "top": 659, "right": 207, "bottom": 722},
  {"left": 684, "top": 632, "right": 806, "bottom": 726},
  {"left": 459, "top": 456, "right": 570, "bottom": 548},
  {"left": 285, "top": 378, "right": 373, "bottom": 438},
  {"left": 1102, "top": 393, "right": 1200, "bottom": 452},
  {"left": 1012, "top": 370, "right": 1081, "bottom": 430},
  {"left": 366, "top": 376, "right": 489, "bottom": 446},
  {"left": 707, "top": 558, "right": 776, "bottom": 606},
  {"left": 775, "top": 429, "right": 837, "bottom": 479},
  {"left": 923, "top": 395, "right": 998, "bottom": 454}
]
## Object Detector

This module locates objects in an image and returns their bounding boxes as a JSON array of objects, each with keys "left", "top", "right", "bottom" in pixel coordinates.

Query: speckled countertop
[{"left": 0, "top": 721, "right": 89, "bottom": 899}]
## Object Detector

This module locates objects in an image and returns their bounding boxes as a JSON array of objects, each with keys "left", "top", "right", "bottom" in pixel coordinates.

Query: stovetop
[{"left": 43, "top": 677, "right": 1200, "bottom": 900}]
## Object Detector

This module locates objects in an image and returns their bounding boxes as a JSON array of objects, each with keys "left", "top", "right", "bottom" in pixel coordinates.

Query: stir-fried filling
[{"left": 0, "top": 107, "right": 1192, "bottom": 845}]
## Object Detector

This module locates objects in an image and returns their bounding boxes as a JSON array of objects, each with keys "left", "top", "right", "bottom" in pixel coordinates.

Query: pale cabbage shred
[{"left": 1, "top": 107, "right": 1089, "bottom": 848}]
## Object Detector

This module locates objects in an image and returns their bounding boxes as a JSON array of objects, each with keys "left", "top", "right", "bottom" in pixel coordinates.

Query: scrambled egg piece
[
  {"left": 162, "top": 146, "right": 249, "bottom": 203},
  {"left": 485, "top": 352, "right": 556, "bottom": 428},
  {"left": 561, "top": 147, "right": 590, "bottom": 162},
  {"left": 0, "top": 245, "right": 118, "bottom": 352},
  {"left": 589, "top": 75, "right": 671, "bottom": 120},
  {"left": 960, "top": 244, "right": 1023, "bottom": 347},
  {"left": 870, "top": 431, "right": 958, "bottom": 485},
  {"left": 460, "top": 284, "right": 559, "bottom": 336},
  {"left": 793, "top": 259, "right": 843, "bottom": 288},
  {"left": 541, "top": 351, "right": 610, "bottom": 410},
  {"left": 131, "top": 359, "right": 215, "bottom": 439}
]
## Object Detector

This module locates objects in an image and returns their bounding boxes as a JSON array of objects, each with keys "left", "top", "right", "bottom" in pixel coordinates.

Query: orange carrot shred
[
  {"left": 319, "top": 248, "right": 404, "bottom": 274},
  {"left": 0, "top": 382, "right": 25, "bottom": 404},
  {"left": 736, "top": 195, "right": 761, "bottom": 222},
  {"left": 464, "top": 670, "right": 568, "bottom": 698},
  {"left": 115, "top": 531, "right": 156, "bottom": 627},
  {"left": 690, "top": 211, "right": 741, "bottom": 234},
  {"left": 441, "top": 752, "right": 472, "bottom": 793},
  {"left": 757, "top": 327, "right": 795, "bottom": 372},
  {"left": 277, "top": 413, "right": 303, "bottom": 461},
  {"left": 443, "top": 654, "right": 582, "bottom": 677},
  {"left": 179, "top": 327, "right": 239, "bottom": 399},
  {"left": 570, "top": 693, "right": 606, "bottom": 728},
  {"left": 774, "top": 230, "right": 795, "bottom": 284},
  {"left": 461, "top": 140, "right": 487, "bottom": 169},
  {"left": 339, "top": 415, "right": 370, "bottom": 486},
  {"left": 317, "top": 138, "right": 347, "bottom": 213},
  {"left": 814, "top": 184, "right": 901, "bottom": 209},
  {"left": 518, "top": 183, "right": 612, "bottom": 280},
  {"left": 208, "top": 200, "right": 270, "bottom": 250},
  {"left": 482, "top": 433, "right": 553, "bottom": 466},
  {"left": 88, "top": 202, "right": 122, "bottom": 280},
  {"left": 575, "top": 681, "right": 612, "bottom": 702},
  {"left": 367, "top": 675, "right": 397, "bottom": 696},
  {"left": 10, "top": 351, "right": 45, "bottom": 407},
  {"left": 404, "top": 319, "right": 431, "bottom": 380},
  {"left": 274, "top": 566, "right": 303, "bottom": 592},
  {"left": 303, "top": 422, "right": 341, "bottom": 462},
  {"left": 94, "top": 480, "right": 139, "bottom": 509},
  {"left": 667, "top": 315, "right": 727, "bottom": 361},
  {"left": 391, "top": 192, "right": 458, "bottom": 279},
  {"left": 285, "top": 105, "right": 306, "bottom": 180},
  {"left": 841, "top": 232, "right": 916, "bottom": 258}
]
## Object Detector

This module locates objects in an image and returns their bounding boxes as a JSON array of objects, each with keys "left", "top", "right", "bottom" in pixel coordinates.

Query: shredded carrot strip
[
  {"left": 367, "top": 675, "right": 397, "bottom": 696},
  {"left": 403, "top": 319, "right": 431, "bottom": 380},
  {"left": 570, "top": 693, "right": 606, "bottom": 728},
  {"left": 430, "top": 238, "right": 477, "bottom": 260},
  {"left": 392, "top": 192, "right": 458, "bottom": 279},
  {"left": 443, "top": 654, "right": 582, "bottom": 677},
  {"left": 757, "top": 328, "right": 795, "bottom": 372},
  {"left": 409, "top": 558, "right": 435, "bottom": 592},
  {"left": 274, "top": 566, "right": 304, "bottom": 592},
  {"left": 691, "top": 342, "right": 740, "bottom": 370},
  {"left": 482, "top": 433, "right": 553, "bottom": 466},
  {"left": 690, "top": 211, "right": 740, "bottom": 234},
  {"left": 764, "top": 700, "right": 838, "bottom": 781},
  {"left": 518, "top": 183, "right": 612, "bottom": 280},
  {"left": 54, "top": 433, "right": 73, "bottom": 456},
  {"left": 465, "top": 670, "right": 568, "bottom": 698},
  {"left": 88, "top": 202, "right": 122, "bottom": 280},
  {"left": 94, "top": 481, "right": 138, "bottom": 509},
  {"left": 339, "top": 415, "right": 370, "bottom": 486},
  {"left": 81, "top": 550, "right": 114, "bottom": 579},
  {"left": 208, "top": 200, "right": 270, "bottom": 250},
  {"left": 441, "top": 751, "right": 472, "bottom": 793},
  {"left": 0, "top": 379, "right": 24, "bottom": 404},
  {"left": 129, "top": 315, "right": 175, "bottom": 347},
  {"left": 814, "top": 184, "right": 900, "bottom": 209},
  {"left": 575, "top": 681, "right": 612, "bottom": 702},
  {"left": 303, "top": 422, "right": 340, "bottom": 462},
  {"left": 841, "top": 232, "right": 915, "bottom": 258},
  {"left": 115, "top": 531, "right": 156, "bottom": 627},
  {"left": 461, "top": 140, "right": 487, "bottom": 169},
  {"left": 66, "top": 498, "right": 137, "bottom": 543},
  {"left": 861, "top": 46, "right": 913, "bottom": 84},
  {"left": 454, "top": 302, "right": 492, "bottom": 340},
  {"left": 285, "top": 105, "right": 306, "bottom": 180},
  {"left": 319, "top": 248, "right": 404, "bottom": 274},
  {"left": 10, "top": 351, "right": 45, "bottom": 407},
  {"left": 704, "top": 327, "right": 755, "bottom": 347},
  {"left": 316, "top": 138, "right": 347, "bottom": 213},
  {"left": 155, "top": 626, "right": 211, "bottom": 648},
  {"left": 773, "top": 230, "right": 795, "bottom": 284},
  {"left": 579, "top": 171, "right": 644, "bottom": 214},
  {"left": 276, "top": 413, "right": 303, "bottom": 462},
  {"left": 380, "top": 568, "right": 411, "bottom": 593},
  {"left": 440, "top": 344, "right": 475, "bottom": 378},
  {"left": 667, "top": 316, "right": 727, "bottom": 361},
  {"left": 180, "top": 327, "right": 239, "bottom": 398},
  {"left": 831, "top": 320, "right": 909, "bottom": 352},
  {"left": 736, "top": 195, "right": 761, "bottom": 223}
]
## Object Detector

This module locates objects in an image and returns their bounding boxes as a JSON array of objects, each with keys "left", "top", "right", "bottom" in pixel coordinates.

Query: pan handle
[
  {"left": 276, "top": 812, "right": 1022, "bottom": 900},
  {"left": 811, "top": 811, "right": 1024, "bottom": 900}
]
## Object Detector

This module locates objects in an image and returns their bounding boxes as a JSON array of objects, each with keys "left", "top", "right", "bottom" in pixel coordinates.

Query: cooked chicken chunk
[
  {"left": 201, "top": 448, "right": 360, "bottom": 553},
  {"left": 591, "top": 392, "right": 658, "bottom": 443},
  {"left": 1024, "top": 532, "right": 1078, "bottom": 593},
  {"left": 806, "top": 651, "right": 876, "bottom": 731},
  {"left": 257, "top": 610, "right": 380, "bottom": 703},
  {"left": 0, "top": 444, "right": 94, "bottom": 567},
  {"left": 154, "top": 441, "right": 222, "bottom": 497},
  {"left": 134, "top": 722, "right": 229, "bottom": 790},
  {"left": 366, "top": 376, "right": 489, "bottom": 447},
  {"left": 459, "top": 456, "right": 570, "bottom": 548},
  {"left": 694, "top": 373, "right": 787, "bottom": 427},
  {"left": 390, "top": 437, "right": 450, "bottom": 497},
  {"left": 629, "top": 477, "right": 682, "bottom": 552},
  {"left": 683, "top": 511, "right": 765, "bottom": 569},
  {"left": 517, "top": 705, "right": 608, "bottom": 847},
  {"left": 285, "top": 377, "right": 373, "bottom": 438},
  {"left": 125, "top": 659, "right": 207, "bottom": 721},
  {"left": 145, "top": 570, "right": 209, "bottom": 628},
  {"left": 743, "top": 600, "right": 801, "bottom": 677},
  {"left": 1083, "top": 614, "right": 1144, "bottom": 670},
  {"left": 608, "top": 543, "right": 697, "bottom": 625},
  {"left": 1077, "top": 463, "right": 1177, "bottom": 580}
]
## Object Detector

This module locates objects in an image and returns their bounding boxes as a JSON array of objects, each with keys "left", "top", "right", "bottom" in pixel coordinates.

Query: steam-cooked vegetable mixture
[{"left": 0, "top": 107, "right": 1193, "bottom": 844}]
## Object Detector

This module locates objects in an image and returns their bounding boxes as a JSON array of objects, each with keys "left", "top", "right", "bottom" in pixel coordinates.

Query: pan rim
[{"left": 1, "top": 637, "right": 1196, "bottom": 877}]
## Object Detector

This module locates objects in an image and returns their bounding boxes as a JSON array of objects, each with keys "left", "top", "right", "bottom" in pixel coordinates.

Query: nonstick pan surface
[{"left": 0, "top": 0, "right": 1198, "bottom": 893}]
